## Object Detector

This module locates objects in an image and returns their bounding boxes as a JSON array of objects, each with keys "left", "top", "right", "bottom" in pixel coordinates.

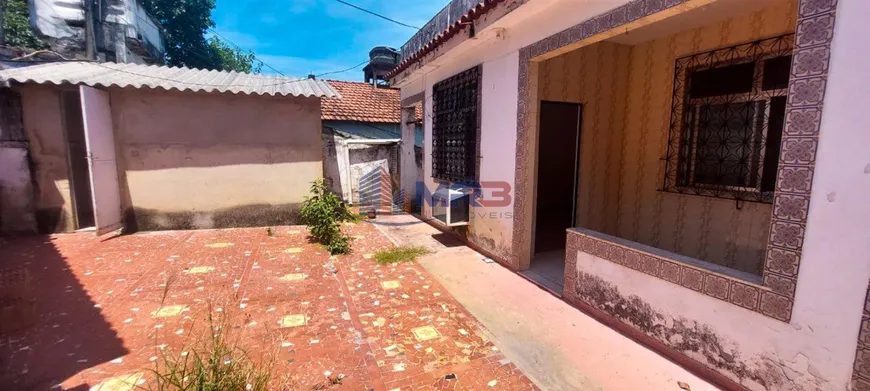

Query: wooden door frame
[{"left": 530, "top": 100, "right": 583, "bottom": 261}]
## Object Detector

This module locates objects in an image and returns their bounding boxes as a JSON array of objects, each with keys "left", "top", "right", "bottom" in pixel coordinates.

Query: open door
[{"left": 79, "top": 86, "right": 123, "bottom": 236}]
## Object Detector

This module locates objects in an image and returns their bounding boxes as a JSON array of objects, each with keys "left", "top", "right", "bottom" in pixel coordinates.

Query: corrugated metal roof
[{"left": 0, "top": 61, "right": 341, "bottom": 98}]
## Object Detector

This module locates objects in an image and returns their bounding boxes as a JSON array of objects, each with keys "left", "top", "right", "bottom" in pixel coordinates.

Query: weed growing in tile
[
  {"left": 372, "top": 246, "right": 431, "bottom": 265},
  {"left": 147, "top": 307, "right": 278, "bottom": 390},
  {"left": 300, "top": 179, "right": 357, "bottom": 255},
  {"left": 146, "top": 273, "right": 290, "bottom": 390}
]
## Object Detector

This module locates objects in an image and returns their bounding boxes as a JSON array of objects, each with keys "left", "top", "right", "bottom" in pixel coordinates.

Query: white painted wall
[
  {"left": 471, "top": 52, "right": 519, "bottom": 254},
  {"left": 403, "top": 0, "right": 634, "bottom": 256},
  {"left": 109, "top": 2, "right": 164, "bottom": 54},
  {"left": 31, "top": 0, "right": 163, "bottom": 55},
  {"left": 31, "top": 0, "right": 81, "bottom": 38},
  {"left": 400, "top": 108, "right": 419, "bottom": 209}
]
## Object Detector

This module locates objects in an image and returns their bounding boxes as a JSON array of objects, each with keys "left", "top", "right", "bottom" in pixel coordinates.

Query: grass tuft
[{"left": 372, "top": 246, "right": 431, "bottom": 265}]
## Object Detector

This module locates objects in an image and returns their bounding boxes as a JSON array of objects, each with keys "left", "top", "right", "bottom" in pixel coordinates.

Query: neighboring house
[
  {"left": 391, "top": 0, "right": 870, "bottom": 390},
  {"left": 0, "top": 61, "right": 338, "bottom": 235},
  {"left": 321, "top": 79, "right": 423, "bottom": 211},
  {"left": 31, "top": 0, "right": 164, "bottom": 63}
]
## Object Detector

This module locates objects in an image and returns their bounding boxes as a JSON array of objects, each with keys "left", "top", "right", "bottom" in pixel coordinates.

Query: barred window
[
  {"left": 432, "top": 66, "right": 481, "bottom": 182},
  {"left": 664, "top": 35, "right": 793, "bottom": 203}
]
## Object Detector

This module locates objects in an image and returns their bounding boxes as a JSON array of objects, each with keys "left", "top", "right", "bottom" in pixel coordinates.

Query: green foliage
[
  {"left": 208, "top": 36, "right": 261, "bottom": 74},
  {"left": 149, "top": 325, "right": 273, "bottom": 390},
  {"left": 2, "top": 0, "right": 48, "bottom": 49},
  {"left": 149, "top": 280, "right": 280, "bottom": 391},
  {"left": 325, "top": 235, "right": 350, "bottom": 256},
  {"left": 141, "top": 0, "right": 259, "bottom": 73},
  {"left": 372, "top": 246, "right": 431, "bottom": 265},
  {"left": 300, "top": 180, "right": 356, "bottom": 255}
]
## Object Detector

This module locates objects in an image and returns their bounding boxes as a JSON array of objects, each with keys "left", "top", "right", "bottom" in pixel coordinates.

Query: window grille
[
  {"left": 432, "top": 66, "right": 481, "bottom": 182},
  {"left": 663, "top": 34, "right": 793, "bottom": 203}
]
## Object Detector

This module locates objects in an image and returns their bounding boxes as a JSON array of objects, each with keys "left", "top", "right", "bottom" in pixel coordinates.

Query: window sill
[
  {"left": 660, "top": 186, "right": 774, "bottom": 205},
  {"left": 567, "top": 227, "right": 764, "bottom": 287}
]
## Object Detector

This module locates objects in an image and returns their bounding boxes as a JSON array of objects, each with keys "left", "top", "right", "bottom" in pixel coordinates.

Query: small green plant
[
  {"left": 300, "top": 180, "right": 356, "bottom": 255},
  {"left": 325, "top": 235, "right": 350, "bottom": 255},
  {"left": 372, "top": 246, "right": 431, "bottom": 265},
  {"left": 148, "top": 283, "right": 284, "bottom": 391}
]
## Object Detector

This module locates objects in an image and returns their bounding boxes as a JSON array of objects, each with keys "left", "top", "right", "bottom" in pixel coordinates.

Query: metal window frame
[
  {"left": 663, "top": 34, "right": 794, "bottom": 204},
  {"left": 431, "top": 65, "right": 482, "bottom": 183}
]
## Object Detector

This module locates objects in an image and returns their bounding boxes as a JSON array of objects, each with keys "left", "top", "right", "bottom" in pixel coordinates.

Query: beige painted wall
[
  {"left": 17, "top": 85, "right": 324, "bottom": 233},
  {"left": 537, "top": 2, "right": 797, "bottom": 275},
  {"left": 19, "top": 85, "right": 76, "bottom": 233},
  {"left": 109, "top": 88, "right": 324, "bottom": 231}
]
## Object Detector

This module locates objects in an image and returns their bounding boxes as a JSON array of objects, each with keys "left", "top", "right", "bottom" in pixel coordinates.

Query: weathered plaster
[
  {"left": 129, "top": 203, "right": 302, "bottom": 231},
  {"left": 18, "top": 85, "right": 75, "bottom": 233},
  {"left": 573, "top": 271, "right": 808, "bottom": 390},
  {"left": 0, "top": 145, "right": 36, "bottom": 233},
  {"left": 109, "top": 88, "right": 324, "bottom": 231}
]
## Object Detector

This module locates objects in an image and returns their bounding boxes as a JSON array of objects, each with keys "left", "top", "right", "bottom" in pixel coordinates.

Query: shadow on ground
[{"left": 0, "top": 234, "right": 127, "bottom": 390}]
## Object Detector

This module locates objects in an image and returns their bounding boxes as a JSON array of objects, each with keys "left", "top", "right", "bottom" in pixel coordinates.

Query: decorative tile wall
[
  {"left": 512, "top": 0, "right": 839, "bottom": 322},
  {"left": 852, "top": 282, "right": 870, "bottom": 391}
]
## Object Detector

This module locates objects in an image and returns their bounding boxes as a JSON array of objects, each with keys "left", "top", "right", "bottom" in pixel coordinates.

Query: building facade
[
  {"left": 0, "top": 61, "right": 337, "bottom": 234},
  {"left": 391, "top": 0, "right": 870, "bottom": 389},
  {"left": 31, "top": 0, "right": 164, "bottom": 63}
]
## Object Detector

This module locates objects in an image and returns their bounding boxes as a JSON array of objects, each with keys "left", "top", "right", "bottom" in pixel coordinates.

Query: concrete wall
[
  {"left": 0, "top": 90, "right": 36, "bottom": 234},
  {"left": 400, "top": 107, "right": 419, "bottom": 211},
  {"left": 109, "top": 88, "right": 323, "bottom": 231},
  {"left": 0, "top": 145, "right": 36, "bottom": 234},
  {"left": 31, "top": 0, "right": 163, "bottom": 62},
  {"left": 18, "top": 85, "right": 76, "bottom": 233},
  {"left": 537, "top": 2, "right": 796, "bottom": 275},
  {"left": 417, "top": 53, "right": 520, "bottom": 260},
  {"left": 15, "top": 84, "right": 324, "bottom": 233}
]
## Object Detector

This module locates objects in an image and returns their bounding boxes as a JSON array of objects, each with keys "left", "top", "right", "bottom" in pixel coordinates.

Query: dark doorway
[
  {"left": 61, "top": 91, "right": 95, "bottom": 229},
  {"left": 523, "top": 101, "right": 581, "bottom": 294}
]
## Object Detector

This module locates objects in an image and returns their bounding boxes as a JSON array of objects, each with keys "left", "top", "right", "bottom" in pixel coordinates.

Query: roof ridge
[{"left": 0, "top": 61, "right": 339, "bottom": 98}]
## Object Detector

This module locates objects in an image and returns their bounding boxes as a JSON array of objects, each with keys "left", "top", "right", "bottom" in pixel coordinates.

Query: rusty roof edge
[{"left": 387, "top": 0, "right": 511, "bottom": 81}]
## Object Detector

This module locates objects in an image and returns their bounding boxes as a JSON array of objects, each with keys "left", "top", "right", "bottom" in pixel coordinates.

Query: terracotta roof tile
[{"left": 322, "top": 80, "right": 422, "bottom": 123}]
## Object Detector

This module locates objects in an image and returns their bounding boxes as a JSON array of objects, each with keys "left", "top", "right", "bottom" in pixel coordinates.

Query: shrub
[
  {"left": 300, "top": 180, "right": 356, "bottom": 255},
  {"left": 372, "top": 246, "right": 431, "bottom": 265},
  {"left": 325, "top": 235, "right": 350, "bottom": 255}
]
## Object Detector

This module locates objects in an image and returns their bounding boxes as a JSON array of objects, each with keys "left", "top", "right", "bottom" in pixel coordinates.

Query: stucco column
[{"left": 400, "top": 107, "right": 417, "bottom": 212}]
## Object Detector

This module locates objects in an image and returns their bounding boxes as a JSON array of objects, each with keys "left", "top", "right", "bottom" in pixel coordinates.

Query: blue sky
[{"left": 210, "top": 0, "right": 449, "bottom": 80}]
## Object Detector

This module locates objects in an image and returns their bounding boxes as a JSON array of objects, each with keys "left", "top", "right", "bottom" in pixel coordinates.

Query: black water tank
[{"left": 364, "top": 46, "right": 399, "bottom": 84}]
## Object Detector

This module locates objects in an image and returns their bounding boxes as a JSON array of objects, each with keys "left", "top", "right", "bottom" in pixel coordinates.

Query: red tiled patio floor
[{"left": 0, "top": 222, "right": 537, "bottom": 391}]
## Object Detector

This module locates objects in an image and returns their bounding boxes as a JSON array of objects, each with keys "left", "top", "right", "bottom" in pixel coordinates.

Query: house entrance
[
  {"left": 524, "top": 101, "right": 581, "bottom": 294},
  {"left": 61, "top": 91, "right": 95, "bottom": 230}
]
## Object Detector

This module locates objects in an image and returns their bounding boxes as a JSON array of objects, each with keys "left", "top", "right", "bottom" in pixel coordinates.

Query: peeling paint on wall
[{"left": 574, "top": 271, "right": 827, "bottom": 391}]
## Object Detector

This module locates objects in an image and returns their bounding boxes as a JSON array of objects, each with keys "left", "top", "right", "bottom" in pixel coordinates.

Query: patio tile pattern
[{"left": 0, "top": 223, "right": 537, "bottom": 391}]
